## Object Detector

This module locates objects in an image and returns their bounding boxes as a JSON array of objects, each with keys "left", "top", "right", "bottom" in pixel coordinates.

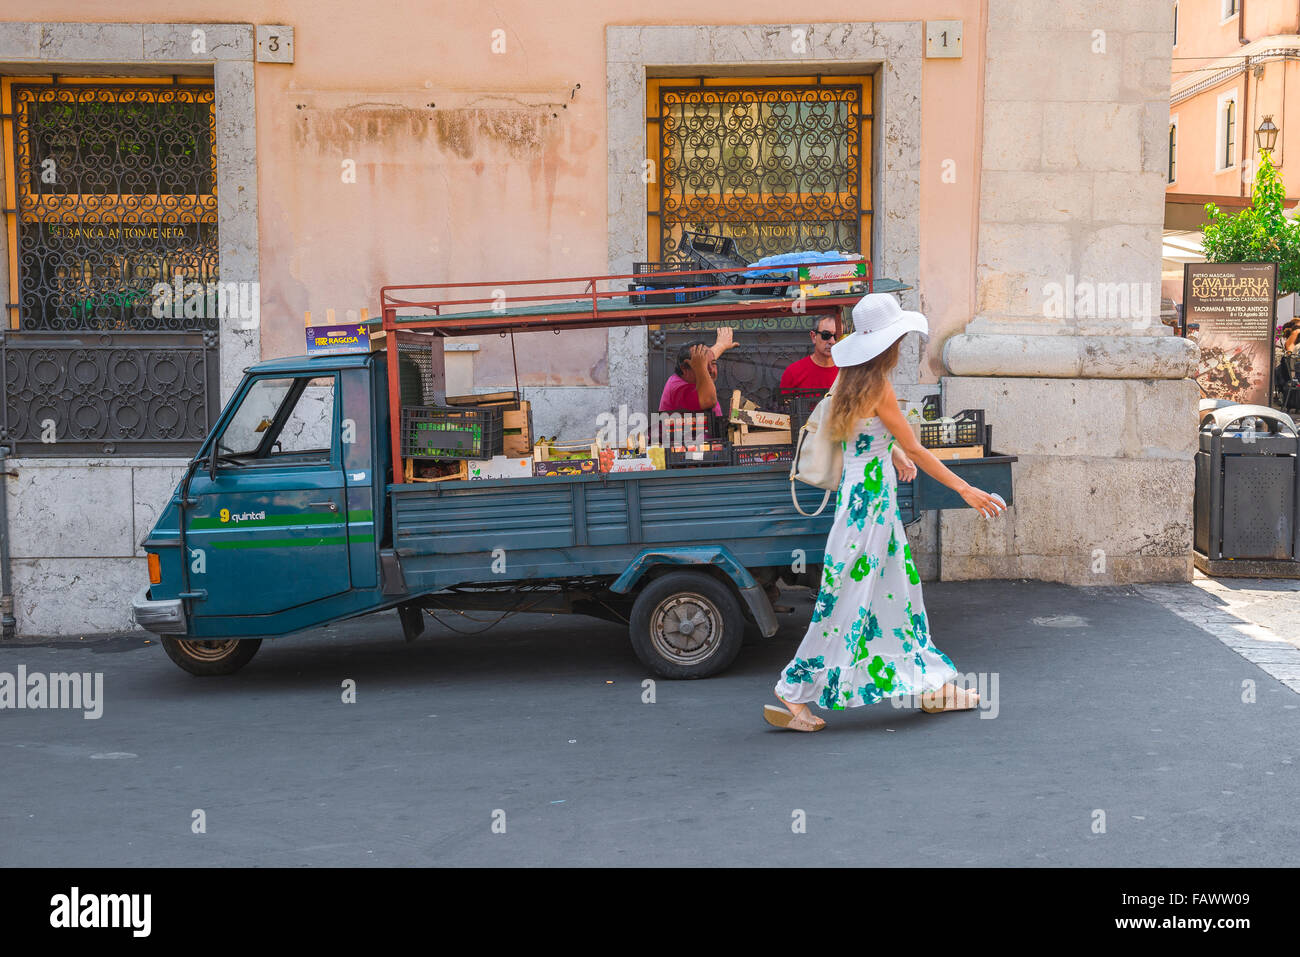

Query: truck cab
[{"left": 135, "top": 353, "right": 396, "bottom": 669}]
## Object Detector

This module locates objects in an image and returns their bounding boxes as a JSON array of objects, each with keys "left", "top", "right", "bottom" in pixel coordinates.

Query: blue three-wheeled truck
[{"left": 132, "top": 268, "right": 1015, "bottom": 678}]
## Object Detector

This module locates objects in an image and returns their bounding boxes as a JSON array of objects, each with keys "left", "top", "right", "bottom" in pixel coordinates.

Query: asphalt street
[{"left": 2, "top": 579, "right": 1297, "bottom": 867}]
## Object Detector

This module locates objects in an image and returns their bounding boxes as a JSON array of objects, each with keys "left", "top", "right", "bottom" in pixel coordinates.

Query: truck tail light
[{"left": 147, "top": 553, "right": 161, "bottom": 585}]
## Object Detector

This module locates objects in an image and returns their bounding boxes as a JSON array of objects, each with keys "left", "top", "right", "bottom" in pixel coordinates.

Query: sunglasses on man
[{"left": 812, "top": 330, "right": 836, "bottom": 341}]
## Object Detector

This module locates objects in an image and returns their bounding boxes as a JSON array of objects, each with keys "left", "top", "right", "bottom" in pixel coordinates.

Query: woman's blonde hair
[{"left": 827, "top": 339, "right": 902, "bottom": 441}]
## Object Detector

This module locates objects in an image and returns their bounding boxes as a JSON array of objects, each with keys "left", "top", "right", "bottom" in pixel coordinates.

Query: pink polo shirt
[{"left": 659, "top": 373, "right": 722, "bottom": 416}]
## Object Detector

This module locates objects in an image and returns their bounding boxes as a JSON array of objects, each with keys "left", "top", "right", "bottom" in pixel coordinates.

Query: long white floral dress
[{"left": 775, "top": 416, "right": 959, "bottom": 710}]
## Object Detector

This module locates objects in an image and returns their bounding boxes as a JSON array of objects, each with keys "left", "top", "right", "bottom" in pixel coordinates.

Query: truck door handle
[{"left": 309, "top": 501, "right": 339, "bottom": 512}]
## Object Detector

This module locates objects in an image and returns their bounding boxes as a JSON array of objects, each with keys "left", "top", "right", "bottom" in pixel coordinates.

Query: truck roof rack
[{"left": 376, "top": 261, "right": 902, "bottom": 337}]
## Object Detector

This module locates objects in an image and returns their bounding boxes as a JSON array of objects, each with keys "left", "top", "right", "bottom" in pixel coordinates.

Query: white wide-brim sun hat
[{"left": 831, "top": 293, "right": 928, "bottom": 367}]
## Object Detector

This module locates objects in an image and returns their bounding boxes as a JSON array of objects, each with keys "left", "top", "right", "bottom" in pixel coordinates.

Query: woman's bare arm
[{"left": 872, "top": 380, "right": 1005, "bottom": 517}]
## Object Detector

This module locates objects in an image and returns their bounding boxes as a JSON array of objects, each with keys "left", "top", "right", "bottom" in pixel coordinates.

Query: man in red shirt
[{"left": 778, "top": 315, "right": 839, "bottom": 395}]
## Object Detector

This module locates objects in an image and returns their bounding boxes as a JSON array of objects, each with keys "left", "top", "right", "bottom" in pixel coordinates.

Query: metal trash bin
[{"left": 1195, "top": 405, "right": 1300, "bottom": 572}]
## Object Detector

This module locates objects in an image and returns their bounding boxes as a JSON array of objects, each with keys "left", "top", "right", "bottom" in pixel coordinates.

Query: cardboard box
[
  {"left": 606, "top": 453, "right": 657, "bottom": 473},
  {"left": 798, "top": 256, "right": 867, "bottom": 296},
  {"left": 533, "top": 458, "right": 600, "bottom": 477},
  {"left": 465, "top": 456, "right": 534, "bottom": 480}
]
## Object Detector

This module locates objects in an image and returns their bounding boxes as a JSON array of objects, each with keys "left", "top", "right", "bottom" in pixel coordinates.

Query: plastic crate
[
  {"left": 682, "top": 231, "right": 748, "bottom": 288},
  {"left": 402, "top": 405, "right": 504, "bottom": 460},
  {"left": 783, "top": 389, "right": 832, "bottom": 434},
  {"left": 682, "top": 232, "right": 795, "bottom": 295},
  {"left": 666, "top": 441, "right": 730, "bottom": 468},
  {"left": 732, "top": 444, "right": 795, "bottom": 467},
  {"left": 628, "top": 262, "right": 718, "bottom": 305},
  {"left": 918, "top": 409, "right": 985, "bottom": 449}
]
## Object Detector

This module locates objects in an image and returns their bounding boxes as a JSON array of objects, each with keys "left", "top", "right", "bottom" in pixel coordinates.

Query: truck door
[{"left": 184, "top": 373, "right": 352, "bottom": 618}]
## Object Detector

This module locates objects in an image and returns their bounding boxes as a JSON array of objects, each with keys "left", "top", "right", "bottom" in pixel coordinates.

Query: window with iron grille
[
  {"left": 1, "top": 78, "right": 220, "bottom": 456},
  {"left": 645, "top": 75, "right": 872, "bottom": 410}
]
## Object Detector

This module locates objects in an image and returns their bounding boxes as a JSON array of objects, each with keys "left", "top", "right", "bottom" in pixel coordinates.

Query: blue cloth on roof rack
[{"left": 745, "top": 251, "right": 858, "bottom": 277}]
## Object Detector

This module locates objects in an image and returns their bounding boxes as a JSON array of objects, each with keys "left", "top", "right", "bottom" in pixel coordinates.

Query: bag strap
[
  {"left": 790, "top": 480, "right": 832, "bottom": 518},
  {"left": 788, "top": 426, "right": 832, "bottom": 518}
]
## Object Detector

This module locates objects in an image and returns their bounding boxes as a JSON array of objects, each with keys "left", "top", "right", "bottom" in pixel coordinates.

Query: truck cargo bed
[{"left": 390, "top": 464, "right": 836, "bottom": 591}]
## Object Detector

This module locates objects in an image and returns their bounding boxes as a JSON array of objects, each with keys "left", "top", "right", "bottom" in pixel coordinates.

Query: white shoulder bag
[{"left": 788, "top": 388, "right": 843, "bottom": 517}]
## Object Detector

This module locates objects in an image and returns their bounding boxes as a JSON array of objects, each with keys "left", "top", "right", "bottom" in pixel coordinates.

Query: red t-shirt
[
  {"left": 779, "top": 356, "right": 838, "bottom": 394},
  {"left": 659, "top": 373, "right": 722, "bottom": 416}
]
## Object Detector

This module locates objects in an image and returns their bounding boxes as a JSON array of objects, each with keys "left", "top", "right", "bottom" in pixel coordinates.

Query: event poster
[{"left": 1182, "top": 262, "right": 1277, "bottom": 405}]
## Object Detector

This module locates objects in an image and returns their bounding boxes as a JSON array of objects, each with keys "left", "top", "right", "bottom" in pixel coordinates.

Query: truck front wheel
[
  {"left": 628, "top": 572, "right": 744, "bottom": 679},
  {"left": 161, "top": 637, "right": 262, "bottom": 676}
]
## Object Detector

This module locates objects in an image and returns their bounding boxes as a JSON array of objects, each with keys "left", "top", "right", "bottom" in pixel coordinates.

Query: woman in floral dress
[{"left": 765, "top": 294, "right": 1006, "bottom": 732}]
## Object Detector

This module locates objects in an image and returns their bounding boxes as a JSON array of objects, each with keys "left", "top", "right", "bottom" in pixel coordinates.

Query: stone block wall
[
  {"left": 941, "top": 0, "right": 1198, "bottom": 584},
  {"left": 6, "top": 459, "right": 189, "bottom": 634}
]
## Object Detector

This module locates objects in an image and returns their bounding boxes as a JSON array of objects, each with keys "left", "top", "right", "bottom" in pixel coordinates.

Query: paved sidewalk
[
  {"left": 1137, "top": 573, "right": 1300, "bottom": 693},
  {"left": 1, "top": 579, "right": 1297, "bottom": 866}
]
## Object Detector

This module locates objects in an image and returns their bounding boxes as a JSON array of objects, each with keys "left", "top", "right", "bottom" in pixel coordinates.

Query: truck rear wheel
[
  {"left": 628, "top": 571, "right": 744, "bottom": 679},
  {"left": 161, "top": 637, "right": 262, "bottom": 676}
]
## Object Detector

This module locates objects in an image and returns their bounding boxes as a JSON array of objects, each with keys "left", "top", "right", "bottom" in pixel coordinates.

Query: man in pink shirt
[{"left": 658, "top": 327, "right": 735, "bottom": 415}]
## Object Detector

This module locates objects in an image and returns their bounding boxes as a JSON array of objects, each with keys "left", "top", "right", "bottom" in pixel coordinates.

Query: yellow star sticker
[{"left": 356, "top": 325, "right": 367, "bottom": 335}]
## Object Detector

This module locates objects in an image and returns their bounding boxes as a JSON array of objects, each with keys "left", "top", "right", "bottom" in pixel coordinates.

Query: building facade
[
  {"left": 1165, "top": 0, "right": 1300, "bottom": 304},
  {"left": 0, "top": 1, "right": 1193, "bottom": 637}
]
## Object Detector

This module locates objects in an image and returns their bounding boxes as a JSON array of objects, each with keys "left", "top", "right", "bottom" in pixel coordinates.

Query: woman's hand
[
  {"left": 959, "top": 484, "right": 1007, "bottom": 518},
  {"left": 891, "top": 446, "right": 917, "bottom": 481}
]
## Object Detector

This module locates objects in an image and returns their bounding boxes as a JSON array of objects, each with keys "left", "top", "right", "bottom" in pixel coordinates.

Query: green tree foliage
[{"left": 1202, "top": 150, "right": 1300, "bottom": 295}]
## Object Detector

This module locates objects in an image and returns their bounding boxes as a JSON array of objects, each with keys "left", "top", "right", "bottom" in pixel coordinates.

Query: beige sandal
[
  {"left": 763, "top": 703, "right": 826, "bottom": 732},
  {"left": 920, "top": 684, "right": 980, "bottom": 713}
]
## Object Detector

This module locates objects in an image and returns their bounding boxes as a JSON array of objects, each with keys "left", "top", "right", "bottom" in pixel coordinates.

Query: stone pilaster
[{"left": 941, "top": 0, "right": 1197, "bottom": 584}]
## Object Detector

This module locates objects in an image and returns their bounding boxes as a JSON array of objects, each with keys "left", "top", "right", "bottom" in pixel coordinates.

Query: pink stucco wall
[{"left": 4, "top": 1, "right": 987, "bottom": 384}]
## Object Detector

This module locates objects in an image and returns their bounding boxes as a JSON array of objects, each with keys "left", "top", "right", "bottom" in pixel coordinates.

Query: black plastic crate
[
  {"left": 682, "top": 232, "right": 794, "bottom": 296},
  {"left": 740, "top": 270, "right": 795, "bottom": 297},
  {"left": 732, "top": 444, "right": 795, "bottom": 467},
  {"left": 783, "top": 389, "right": 832, "bottom": 434},
  {"left": 918, "top": 409, "right": 985, "bottom": 449},
  {"left": 682, "top": 231, "right": 748, "bottom": 288},
  {"left": 402, "top": 405, "right": 504, "bottom": 460},
  {"left": 666, "top": 441, "right": 730, "bottom": 468},
  {"left": 628, "top": 262, "right": 718, "bottom": 305}
]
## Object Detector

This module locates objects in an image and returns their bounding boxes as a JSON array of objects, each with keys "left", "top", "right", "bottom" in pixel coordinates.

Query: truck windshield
[{"left": 217, "top": 375, "right": 335, "bottom": 463}]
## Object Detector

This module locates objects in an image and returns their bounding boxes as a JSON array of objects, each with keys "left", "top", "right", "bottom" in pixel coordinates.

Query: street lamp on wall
[{"left": 1256, "top": 114, "right": 1279, "bottom": 153}]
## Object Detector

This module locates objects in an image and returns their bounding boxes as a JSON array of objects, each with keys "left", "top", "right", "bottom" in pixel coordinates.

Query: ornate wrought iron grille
[
  {"left": 652, "top": 82, "right": 870, "bottom": 264},
  {"left": 646, "top": 79, "right": 868, "bottom": 410},
  {"left": 9, "top": 82, "right": 218, "bottom": 332},
  {"left": 2, "top": 80, "right": 220, "bottom": 456},
  {"left": 1, "top": 332, "right": 219, "bottom": 455}
]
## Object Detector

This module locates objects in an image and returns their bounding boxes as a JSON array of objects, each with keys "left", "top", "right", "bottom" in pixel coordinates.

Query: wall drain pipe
[{"left": 0, "top": 445, "right": 14, "bottom": 639}]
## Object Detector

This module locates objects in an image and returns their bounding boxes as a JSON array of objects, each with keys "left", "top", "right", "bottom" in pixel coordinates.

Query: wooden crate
[
  {"left": 403, "top": 459, "right": 469, "bottom": 483},
  {"left": 930, "top": 445, "right": 986, "bottom": 461},
  {"left": 502, "top": 401, "right": 532, "bottom": 457},
  {"left": 730, "top": 407, "right": 790, "bottom": 430}
]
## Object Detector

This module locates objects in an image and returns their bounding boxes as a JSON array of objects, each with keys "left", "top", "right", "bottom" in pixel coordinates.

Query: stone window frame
[
  {"left": 605, "top": 22, "right": 923, "bottom": 410},
  {"left": 0, "top": 21, "right": 260, "bottom": 416},
  {"left": 1215, "top": 88, "right": 1238, "bottom": 173}
]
